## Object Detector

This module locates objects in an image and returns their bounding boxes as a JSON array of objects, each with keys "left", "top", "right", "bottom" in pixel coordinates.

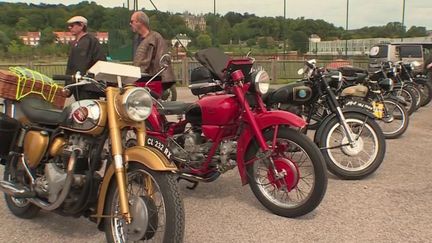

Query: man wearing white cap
[{"left": 65, "top": 16, "right": 106, "bottom": 100}]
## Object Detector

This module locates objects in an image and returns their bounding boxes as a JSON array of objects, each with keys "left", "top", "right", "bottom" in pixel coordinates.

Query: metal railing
[{"left": 0, "top": 58, "right": 371, "bottom": 85}]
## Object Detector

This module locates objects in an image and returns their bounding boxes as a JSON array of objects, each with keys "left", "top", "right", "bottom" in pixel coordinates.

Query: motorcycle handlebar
[{"left": 52, "top": 74, "right": 73, "bottom": 81}]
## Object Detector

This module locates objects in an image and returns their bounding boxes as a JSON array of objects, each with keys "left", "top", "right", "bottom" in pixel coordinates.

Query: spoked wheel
[
  {"left": 376, "top": 98, "right": 409, "bottom": 139},
  {"left": 406, "top": 84, "right": 422, "bottom": 110},
  {"left": 246, "top": 128, "right": 327, "bottom": 218},
  {"left": 104, "top": 163, "right": 184, "bottom": 243},
  {"left": 319, "top": 113, "right": 386, "bottom": 180},
  {"left": 417, "top": 81, "right": 432, "bottom": 107},
  {"left": 393, "top": 87, "right": 416, "bottom": 115},
  {"left": 3, "top": 162, "right": 40, "bottom": 219}
]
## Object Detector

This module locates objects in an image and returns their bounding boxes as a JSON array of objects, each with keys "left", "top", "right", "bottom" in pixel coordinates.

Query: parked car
[{"left": 369, "top": 43, "right": 432, "bottom": 74}]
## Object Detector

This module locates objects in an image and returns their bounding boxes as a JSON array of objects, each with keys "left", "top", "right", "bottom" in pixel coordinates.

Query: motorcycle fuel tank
[
  {"left": 186, "top": 94, "right": 241, "bottom": 126},
  {"left": 61, "top": 100, "right": 107, "bottom": 135}
]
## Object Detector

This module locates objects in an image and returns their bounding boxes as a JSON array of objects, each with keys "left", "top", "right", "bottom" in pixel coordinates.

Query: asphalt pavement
[{"left": 0, "top": 87, "right": 431, "bottom": 242}]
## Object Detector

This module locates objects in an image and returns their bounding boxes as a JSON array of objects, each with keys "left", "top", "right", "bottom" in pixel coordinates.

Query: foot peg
[{"left": 177, "top": 177, "right": 199, "bottom": 190}]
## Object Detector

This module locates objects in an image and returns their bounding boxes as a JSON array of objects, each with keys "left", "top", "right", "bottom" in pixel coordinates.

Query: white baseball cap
[{"left": 67, "top": 16, "right": 88, "bottom": 25}]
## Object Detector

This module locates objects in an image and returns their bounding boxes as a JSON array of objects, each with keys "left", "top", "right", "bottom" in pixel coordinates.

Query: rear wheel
[
  {"left": 246, "top": 128, "right": 327, "bottom": 218},
  {"left": 319, "top": 113, "right": 386, "bottom": 180},
  {"left": 104, "top": 163, "right": 184, "bottom": 243}
]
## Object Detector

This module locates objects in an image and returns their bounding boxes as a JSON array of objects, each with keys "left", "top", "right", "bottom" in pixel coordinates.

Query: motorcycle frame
[{"left": 145, "top": 67, "right": 306, "bottom": 185}]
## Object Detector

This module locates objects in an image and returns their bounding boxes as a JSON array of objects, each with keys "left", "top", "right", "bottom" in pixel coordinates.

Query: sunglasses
[{"left": 68, "top": 22, "right": 81, "bottom": 28}]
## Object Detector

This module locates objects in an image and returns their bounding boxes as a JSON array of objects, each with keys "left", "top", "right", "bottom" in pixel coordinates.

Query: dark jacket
[
  {"left": 133, "top": 31, "right": 175, "bottom": 84},
  {"left": 66, "top": 33, "right": 106, "bottom": 80}
]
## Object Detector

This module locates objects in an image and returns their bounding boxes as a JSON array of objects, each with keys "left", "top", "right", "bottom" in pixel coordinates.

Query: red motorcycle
[{"left": 133, "top": 48, "right": 327, "bottom": 217}]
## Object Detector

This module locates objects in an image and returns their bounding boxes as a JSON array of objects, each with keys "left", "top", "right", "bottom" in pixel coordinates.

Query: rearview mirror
[{"left": 297, "top": 68, "right": 305, "bottom": 75}]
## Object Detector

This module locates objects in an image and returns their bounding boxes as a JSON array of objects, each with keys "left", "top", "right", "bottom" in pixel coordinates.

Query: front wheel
[
  {"left": 392, "top": 87, "right": 416, "bottom": 115},
  {"left": 3, "top": 161, "right": 40, "bottom": 219},
  {"left": 161, "top": 85, "right": 177, "bottom": 101},
  {"left": 319, "top": 113, "right": 386, "bottom": 180},
  {"left": 104, "top": 163, "right": 184, "bottom": 243},
  {"left": 377, "top": 98, "right": 409, "bottom": 139},
  {"left": 246, "top": 127, "right": 327, "bottom": 218},
  {"left": 417, "top": 81, "right": 432, "bottom": 107}
]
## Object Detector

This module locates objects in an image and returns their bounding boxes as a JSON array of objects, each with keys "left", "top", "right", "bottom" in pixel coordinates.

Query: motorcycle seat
[
  {"left": 157, "top": 101, "right": 192, "bottom": 115},
  {"left": 19, "top": 96, "right": 64, "bottom": 125}
]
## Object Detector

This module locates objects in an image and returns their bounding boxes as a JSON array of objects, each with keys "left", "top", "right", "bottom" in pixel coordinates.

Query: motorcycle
[
  {"left": 370, "top": 61, "right": 418, "bottom": 115},
  {"left": 398, "top": 61, "right": 432, "bottom": 107},
  {"left": 263, "top": 60, "right": 386, "bottom": 180},
  {"left": 135, "top": 48, "right": 328, "bottom": 218},
  {"left": 336, "top": 66, "right": 409, "bottom": 139},
  {"left": 0, "top": 62, "right": 185, "bottom": 243}
]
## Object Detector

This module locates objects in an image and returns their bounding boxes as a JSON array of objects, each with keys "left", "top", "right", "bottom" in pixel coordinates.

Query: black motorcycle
[
  {"left": 336, "top": 66, "right": 409, "bottom": 139},
  {"left": 263, "top": 60, "right": 386, "bottom": 180},
  {"left": 398, "top": 61, "right": 432, "bottom": 107}
]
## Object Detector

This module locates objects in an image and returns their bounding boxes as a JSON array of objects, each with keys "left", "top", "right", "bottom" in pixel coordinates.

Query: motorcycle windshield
[{"left": 195, "top": 48, "right": 230, "bottom": 81}]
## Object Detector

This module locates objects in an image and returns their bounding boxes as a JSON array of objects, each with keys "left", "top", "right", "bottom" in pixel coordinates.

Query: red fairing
[
  {"left": 197, "top": 94, "right": 241, "bottom": 125},
  {"left": 202, "top": 124, "right": 238, "bottom": 141}
]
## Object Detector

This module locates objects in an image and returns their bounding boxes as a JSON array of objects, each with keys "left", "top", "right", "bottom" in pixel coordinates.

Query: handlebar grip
[{"left": 52, "top": 74, "right": 73, "bottom": 81}]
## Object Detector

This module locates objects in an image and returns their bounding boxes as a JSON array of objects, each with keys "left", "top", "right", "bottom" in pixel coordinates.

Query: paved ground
[{"left": 1, "top": 87, "right": 432, "bottom": 242}]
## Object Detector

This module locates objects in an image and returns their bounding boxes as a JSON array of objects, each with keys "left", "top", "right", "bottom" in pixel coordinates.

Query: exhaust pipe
[
  {"left": 0, "top": 150, "right": 78, "bottom": 211},
  {"left": 0, "top": 180, "right": 36, "bottom": 198}
]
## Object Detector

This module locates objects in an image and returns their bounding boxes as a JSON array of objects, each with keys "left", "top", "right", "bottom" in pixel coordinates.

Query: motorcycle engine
[
  {"left": 169, "top": 125, "right": 237, "bottom": 173},
  {"left": 34, "top": 134, "right": 89, "bottom": 202}
]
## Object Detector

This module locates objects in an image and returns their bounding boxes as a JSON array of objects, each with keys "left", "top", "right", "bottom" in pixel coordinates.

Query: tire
[
  {"left": 392, "top": 87, "right": 416, "bottom": 115},
  {"left": 319, "top": 112, "right": 386, "bottom": 180},
  {"left": 161, "top": 85, "right": 177, "bottom": 101},
  {"left": 3, "top": 163, "right": 40, "bottom": 219},
  {"left": 405, "top": 84, "right": 422, "bottom": 110},
  {"left": 246, "top": 127, "right": 327, "bottom": 218},
  {"left": 417, "top": 81, "right": 432, "bottom": 107},
  {"left": 104, "top": 163, "right": 184, "bottom": 243},
  {"left": 377, "top": 98, "right": 409, "bottom": 139}
]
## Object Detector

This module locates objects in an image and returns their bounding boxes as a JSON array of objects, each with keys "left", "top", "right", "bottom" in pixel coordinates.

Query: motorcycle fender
[
  {"left": 237, "top": 110, "right": 306, "bottom": 185},
  {"left": 95, "top": 146, "right": 177, "bottom": 227},
  {"left": 313, "top": 107, "right": 375, "bottom": 144}
]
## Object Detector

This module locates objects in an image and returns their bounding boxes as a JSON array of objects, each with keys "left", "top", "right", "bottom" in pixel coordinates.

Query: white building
[{"left": 308, "top": 35, "right": 432, "bottom": 55}]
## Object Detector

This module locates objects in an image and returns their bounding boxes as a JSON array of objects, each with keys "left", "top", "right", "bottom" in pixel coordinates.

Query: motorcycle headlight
[
  {"left": 251, "top": 70, "right": 270, "bottom": 94},
  {"left": 116, "top": 87, "right": 153, "bottom": 122}
]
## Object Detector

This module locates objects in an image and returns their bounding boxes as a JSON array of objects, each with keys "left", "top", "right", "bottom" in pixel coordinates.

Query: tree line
[{"left": 0, "top": 1, "right": 428, "bottom": 61}]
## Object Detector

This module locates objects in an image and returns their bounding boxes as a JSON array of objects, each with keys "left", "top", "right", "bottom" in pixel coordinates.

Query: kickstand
[{"left": 177, "top": 177, "right": 199, "bottom": 190}]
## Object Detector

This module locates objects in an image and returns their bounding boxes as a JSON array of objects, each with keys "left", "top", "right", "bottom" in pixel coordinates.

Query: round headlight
[
  {"left": 253, "top": 70, "right": 270, "bottom": 94},
  {"left": 116, "top": 87, "right": 153, "bottom": 122}
]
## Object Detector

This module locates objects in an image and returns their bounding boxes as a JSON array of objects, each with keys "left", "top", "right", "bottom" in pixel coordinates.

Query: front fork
[
  {"left": 232, "top": 85, "right": 285, "bottom": 181},
  {"left": 323, "top": 81, "right": 357, "bottom": 146}
]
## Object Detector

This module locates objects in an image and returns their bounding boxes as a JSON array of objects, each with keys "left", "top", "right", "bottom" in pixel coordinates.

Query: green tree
[
  {"left": 196, "top": 33, "right": 212, "bottom": 49},
  {"left": 289, "top": 31, "right": 309, "bottom": 54},
  {"left": 406, "top": 26, "right": 427, "bottom": 37},
  {"left": 16, "top": 17, "right": 31, "bottom": 31},
  {"left": 0, "top": 31, "right": 10, "bottom": 52},
  {"left": 40, "top": 27, "right": 57, "bottom": 46}
]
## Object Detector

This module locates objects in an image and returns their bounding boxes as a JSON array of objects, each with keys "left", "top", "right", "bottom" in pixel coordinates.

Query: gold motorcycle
[{"left": 0, "top": 62, "right": 184, "bottom": 242}]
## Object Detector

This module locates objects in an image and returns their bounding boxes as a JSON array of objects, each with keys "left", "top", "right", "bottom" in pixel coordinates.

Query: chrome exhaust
[{"left": 0, "top": 150, "right": 78, "bottom": 211}]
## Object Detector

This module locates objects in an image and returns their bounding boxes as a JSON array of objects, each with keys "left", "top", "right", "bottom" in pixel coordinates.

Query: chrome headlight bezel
[
  {"left": 116, "top": 87, "right": 153, "bottom": 122},
  {"left": 251, "top": 70, "right": 270, "bottom": 95}
]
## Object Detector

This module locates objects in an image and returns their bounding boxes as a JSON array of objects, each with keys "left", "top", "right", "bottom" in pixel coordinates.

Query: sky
[{"left": 4, "top": 0, "right": 432, "bottom": 30}]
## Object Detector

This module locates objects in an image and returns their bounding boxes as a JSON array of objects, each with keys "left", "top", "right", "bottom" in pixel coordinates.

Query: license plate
[{"left": 145, "top": 136, "right": 173, "bottom": 160}]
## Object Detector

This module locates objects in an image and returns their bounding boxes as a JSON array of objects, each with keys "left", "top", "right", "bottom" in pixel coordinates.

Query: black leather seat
[
  {"left": 19, "top": 97, "right": 64, "bottom": 125},
  {"left": 157, "top": 101, "right": 192, "bottom": 115}
]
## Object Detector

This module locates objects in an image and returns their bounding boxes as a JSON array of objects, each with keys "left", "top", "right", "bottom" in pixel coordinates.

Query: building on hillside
[
  {"left": 54, "top": 32, "right": 75, "bottom": 44},
  {"left": 19, "top": 32, "right": 41, "bottom": 46},
  {"left": 54, "top": 31, "right": 109, "bottom": 44},
  {"left": 308, "top": 35, "right": 432, "bottom": 56},
  {"left": 95, "top": 32, "right": 109, "bottom": 44},
  {"left": 182, "top": 12, "right": 206, "bottom": 32},
  {"left": 171, "top": 34, "right": 191, "bottom": 48}
]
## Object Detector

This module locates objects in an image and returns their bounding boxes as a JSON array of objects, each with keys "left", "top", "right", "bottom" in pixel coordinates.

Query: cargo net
[{"left": 9, "top": 66, "right": 60, "bottom": 103}]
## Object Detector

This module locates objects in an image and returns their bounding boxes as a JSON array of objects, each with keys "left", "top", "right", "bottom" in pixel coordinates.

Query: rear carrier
[
  {"left": 0, "top": 113, "right": 20, "bottom": 159},
  {"left": 189, "top": 66, "right": 223, "bottom": 96}
]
